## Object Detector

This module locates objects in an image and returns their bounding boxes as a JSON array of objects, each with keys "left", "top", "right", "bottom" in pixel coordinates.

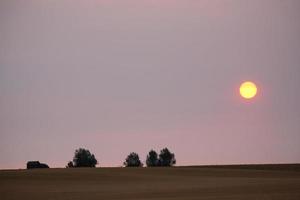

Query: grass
[{"left": 1, "top": 164, "right": 300, "bottom": 200}]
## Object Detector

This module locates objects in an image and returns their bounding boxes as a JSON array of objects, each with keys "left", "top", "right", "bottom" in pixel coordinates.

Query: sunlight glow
[{"left": 239, "top": 81, "right": 257, "bottom": 99}]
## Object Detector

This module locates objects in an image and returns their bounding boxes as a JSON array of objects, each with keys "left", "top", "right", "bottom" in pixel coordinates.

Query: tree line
[{"left": 66, "top": 147, "right": 176, "bottom": 168}]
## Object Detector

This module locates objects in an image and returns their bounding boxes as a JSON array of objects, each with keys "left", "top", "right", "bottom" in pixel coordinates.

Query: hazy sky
[{"left": 1, "top": 0, "right": 300, "bottom": 169}]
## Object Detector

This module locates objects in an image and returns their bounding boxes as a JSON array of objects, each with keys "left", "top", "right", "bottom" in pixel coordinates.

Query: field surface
[{"left": 1, "top": 165, "right": 300, "bottom": 200}]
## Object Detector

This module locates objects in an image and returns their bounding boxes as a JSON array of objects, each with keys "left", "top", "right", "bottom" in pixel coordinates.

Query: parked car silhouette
[{"left": 27, "top": 161, "right": 49, "bottom": 169}]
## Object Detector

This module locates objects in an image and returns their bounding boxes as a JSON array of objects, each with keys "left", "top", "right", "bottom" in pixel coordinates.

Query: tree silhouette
[
  {"left": 66, "top": 161, "right": 74, "bottom": 168},
  {"left": 146, "top": 150, "right": 158, "bottom": 167},
  {"left": 72, "top": 148, "right": 98, "bottom": 167},
  {"left": 124, "top": 152, "right": 143, "bottom": 167},
  {"left": 158, "top": 148, "right": 176, "bottom": 167}
]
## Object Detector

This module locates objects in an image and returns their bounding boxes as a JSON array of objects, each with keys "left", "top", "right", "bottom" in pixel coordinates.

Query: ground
[{"left": 1, "top": 165, "right": 300, "bottom": 200}]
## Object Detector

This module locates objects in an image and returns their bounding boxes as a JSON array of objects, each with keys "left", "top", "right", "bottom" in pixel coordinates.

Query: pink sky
[{"left": 0, "top": 0, "right": 300, "bottom": 169}]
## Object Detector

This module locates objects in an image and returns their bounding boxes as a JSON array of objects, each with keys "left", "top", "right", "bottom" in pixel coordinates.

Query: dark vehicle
[{"left": 27, "top": 161, "right": 49, "bottom": 169}]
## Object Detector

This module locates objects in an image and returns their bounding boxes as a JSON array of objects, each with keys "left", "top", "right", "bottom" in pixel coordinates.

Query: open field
[{"left": 1, "top": 165, "right": 300, "bottom": 200}]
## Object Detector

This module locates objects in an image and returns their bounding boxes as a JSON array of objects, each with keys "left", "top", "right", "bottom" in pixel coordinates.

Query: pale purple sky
[{"left": 1, "top": 0, "right": 300, "bottom": 169}]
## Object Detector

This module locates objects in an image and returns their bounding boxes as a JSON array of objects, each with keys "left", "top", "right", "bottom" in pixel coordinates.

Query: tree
[
  {"left": 72, "top": 148, "right": 98, "bottom": 167},
  {"left": 146, "top": 150, "right": 158, "bottom": 167},
  {"left": 158, "top": 148, "right": 176, "bottom": 167},
  {"left": 66, "top": 161, "right": 74, "bottom": 168},
  {"left": 124, "top": 152, "right": 143, "bottom": 167}
]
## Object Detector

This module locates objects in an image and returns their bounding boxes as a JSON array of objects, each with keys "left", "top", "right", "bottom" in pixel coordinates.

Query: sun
[{"left": 239, "top": 81, "right": 257, "bottom": 99}]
